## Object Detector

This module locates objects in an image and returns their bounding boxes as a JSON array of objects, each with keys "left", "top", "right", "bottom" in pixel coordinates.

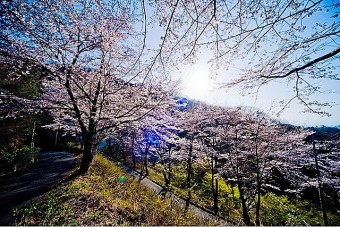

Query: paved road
[
  {"left": 105, "top": 156, "right": 230, "bottom": 223},
  {"left": 0, "top": 151, "right": 78, "bottom": 225}
]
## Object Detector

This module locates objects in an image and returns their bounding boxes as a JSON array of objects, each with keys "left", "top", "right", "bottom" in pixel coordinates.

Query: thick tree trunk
[
  {"left": 79, "top": 132, "right": 95, "bottom": 173},
  {"left": 80, "top": 138, "right": 94, "bottom": 173}
]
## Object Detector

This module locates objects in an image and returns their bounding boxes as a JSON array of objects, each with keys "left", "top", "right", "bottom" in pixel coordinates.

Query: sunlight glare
[{"left": 181, "top": 68, "right": 214, "bottom": 100}]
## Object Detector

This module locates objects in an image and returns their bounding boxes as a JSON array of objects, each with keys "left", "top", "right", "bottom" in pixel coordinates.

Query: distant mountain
[{"left": 307, "top": 125, "right": 340, "bottom": 140}]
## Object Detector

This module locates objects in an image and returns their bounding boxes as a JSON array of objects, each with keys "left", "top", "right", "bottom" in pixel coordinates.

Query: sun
[{"left": 181, "top": 68, "right": 214, "bottom": 100}]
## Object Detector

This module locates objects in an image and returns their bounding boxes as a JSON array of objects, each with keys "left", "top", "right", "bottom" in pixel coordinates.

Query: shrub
[
  {"left": 0, "top": 146, "right": 40, "bottom": 175},
  {"left": 261, "top": 192, "right": 340, "bottom": 225}
]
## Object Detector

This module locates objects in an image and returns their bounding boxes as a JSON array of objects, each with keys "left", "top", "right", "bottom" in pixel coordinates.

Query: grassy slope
[
  {"left": 146, "top": 163, "right": 340, "bottom": 225},
  {"left": 14, "top": 154, "right": 218, "bottom": 226}
]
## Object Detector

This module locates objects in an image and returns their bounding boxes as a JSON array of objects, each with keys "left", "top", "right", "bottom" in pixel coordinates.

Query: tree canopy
[{"left": 1, "top": 0, "right": 339, "bottom": 172}]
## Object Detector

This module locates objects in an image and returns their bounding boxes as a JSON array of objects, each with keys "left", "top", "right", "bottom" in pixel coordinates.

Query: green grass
[
  {"left": 261, "top": 192, "right": 340, "bottom": 226},
  {"left": 0, "top": 146, "right": 40, "bottom": 176},
  {"left": 145, "top": 162, "right": 340, "bottom": 226},
  {"left": 100, "top": 152, "right": 340, "bottom": 225},
  {"left": 14, "top": 154, "right": 219, "bottom": 226},
  {"left": 148, "top": 163, "right": 243, "bottom": 221}
]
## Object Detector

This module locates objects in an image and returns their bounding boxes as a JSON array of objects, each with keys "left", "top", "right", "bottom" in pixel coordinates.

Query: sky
[
  {"left": 142, "top": 1, "right": 340, "bottom": 127},
  {"left": 174, "top": 35, "right": 340, "bottom": 127},
  {"left": 178, "top": 58, "right": 340, "bottom": 127},
  {"left": 172, "top": 2, "right": 340, "bottom": 127}
]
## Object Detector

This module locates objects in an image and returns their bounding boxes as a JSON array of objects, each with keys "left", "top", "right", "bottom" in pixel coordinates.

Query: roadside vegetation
[
  {"left": 0, "top": 146, "right": 40, "bottom": 176},
  {"left": 14, "top": 154, "right": 218, "bottom": 226},
  {"left": 0, "top": 65, "right": 42, "bottom": 176},
  {"left": 0, "top": 113, "right": 41, "bottom": 176},
  {"left": 111, "top": 152, "right": 340, "bottom": 226}
]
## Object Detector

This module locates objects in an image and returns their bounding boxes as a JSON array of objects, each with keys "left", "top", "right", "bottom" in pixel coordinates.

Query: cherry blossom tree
[
  {"left": 43, "top": 71, "right": 172, "bottom": 172},
  {"left": 213, "top": 107, "right": 312, "bottom": 225},
  {"left": 143, "top": 107, "right": 182, "bottom": 187},
  {"left": 167, "top": 101, "right": 212, "bottom": 210},
  {"left": 216, "top": 108, "right": 254, "bottom": 225},
  {"left": 242, "top": 111, "right": 312, "bottom": 225},
  {"left": 0, "top": 0, "right": 176, "bottom": 172},
  {"left": 195, "top": 105, "right": 226, "bottom": 214},
  {"left": 111, "top": 97, "right": 178, "bottom": 177}
]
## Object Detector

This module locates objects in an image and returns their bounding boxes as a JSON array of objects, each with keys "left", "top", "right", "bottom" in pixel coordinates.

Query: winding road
[
  {"left": 0, "top": 151, "right": 78, "bottom": 225},
  {"left": 0, "top": 151, "right": 232, "bottom": 225},
  {"left": 105, "top": 156, "right": 230, "bottom": 223}
]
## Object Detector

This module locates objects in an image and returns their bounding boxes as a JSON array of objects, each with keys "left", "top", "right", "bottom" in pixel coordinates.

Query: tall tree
[
  {"left": 216, "top": 107, "right": 312, "bottom": 225},
  {"left": 1, "top": 0, "right": 176, "bottom": 172}
]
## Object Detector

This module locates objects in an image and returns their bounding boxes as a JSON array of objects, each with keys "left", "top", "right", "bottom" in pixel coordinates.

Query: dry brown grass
[{"left": 14, "top": 154, "right": 219, "bottom": 226}]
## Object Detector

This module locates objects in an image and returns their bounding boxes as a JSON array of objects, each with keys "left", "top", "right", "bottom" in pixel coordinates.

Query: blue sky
[
  {"left": 179, "top": 58, "right": 340, "bottom": 127},
  {"left": 176, "top": 47, "right": 339, "bottom": 127},
  {"left": 141, "top": 1, "right": 340, "bottom": 127},
  {"left": 175, "top": 36, "right": 340, "bottom": 127}
]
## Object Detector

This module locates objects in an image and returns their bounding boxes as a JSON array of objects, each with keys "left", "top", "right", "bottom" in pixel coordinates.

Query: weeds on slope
[{"left": 14, "top": 154, "right": 219, "bottom": 226}]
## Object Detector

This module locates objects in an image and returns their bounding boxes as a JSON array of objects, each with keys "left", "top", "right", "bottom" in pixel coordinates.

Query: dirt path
[{"left": 0, "top": 151, "right": 78, "bottom": 225}]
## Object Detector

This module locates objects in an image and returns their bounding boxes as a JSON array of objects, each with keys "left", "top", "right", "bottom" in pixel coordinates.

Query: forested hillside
[
  {"left": 1, "top": 0, "right": 339, "bottom": 225},
  {"left": 99, "top": 98, "right": 340, "bottom": 225}
]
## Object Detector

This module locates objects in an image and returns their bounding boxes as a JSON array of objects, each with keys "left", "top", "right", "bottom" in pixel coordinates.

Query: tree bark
[
  {"left": 211, "top": 156, "right": 218, "bottom": 214},
  {"left": 312, "top": 134, "right": 328, "bottom": 226},
  {"left": 255, "top": 134, "right": 261, "bottom": 226},
  {"left": 121, "top": 142, "right": 127, "bottom": 164},
  {"left": 214, "top": 178, "right": 218, "bottom": 214},
  {"left": 31, "top": 121, "right": 36, "bottom": 148},
  {"left": 162, "top": 170, "right": 170, "bottom": 187},
  {"left": 235, "top": 131, "right": 252, "bottom": 226},
  {"left": 237, "top": 176, "right": 252, "bottom": 226},
  {"left": 213, "top": 156, "right": 218, "bottom": 214},
  {"left": 79, "top": 133, "right": 94, "bottom": 173},
  {"left": 132, "top": 153, "right": 136, "bottom": 169},
  {"left": 168, "top": 146, "right": 172, "bottom": 187},
  {"left": 54, "top": 126, "right": 59, "bottom": 146},
  {"left": 144, "top": 143, "right": 149, "bottom": 176},
  {"left": 159, "top": 147, "right": 170, "bottom": 187},
  {"left": 131, "top": 131, "right": 136, "bottom": 168},
  {"left": 185, "top": 140, "right": 193, "bottom": 211},
  {"left": 255, "top": 180, "right": 261, "bottom": 226}
]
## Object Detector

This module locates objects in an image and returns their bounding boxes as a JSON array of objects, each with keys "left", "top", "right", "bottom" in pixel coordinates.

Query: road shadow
[{"left": 0, "top": 151, "right": 79, "bottom": 225}]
